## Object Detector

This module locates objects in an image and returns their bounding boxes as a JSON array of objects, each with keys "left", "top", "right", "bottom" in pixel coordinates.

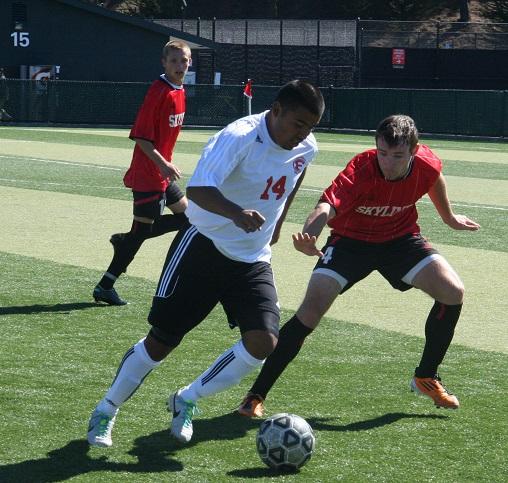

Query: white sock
[
  {"left": 99, "top": 338, "right": 160, "bottom": 410},
  {"left": 179, "top": 340, "right": 264, "bottom": 402}
]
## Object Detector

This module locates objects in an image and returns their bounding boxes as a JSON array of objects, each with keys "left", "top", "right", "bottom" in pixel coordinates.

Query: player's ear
[
  {"left": 271, "top": 101, "right": 282, "bottom": 117},
  {"left": 411, "top": 143, "right": 419, "bottom": 155}
]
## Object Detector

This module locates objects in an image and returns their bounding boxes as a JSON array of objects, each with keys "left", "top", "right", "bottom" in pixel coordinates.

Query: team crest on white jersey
[{"left": 293, "top": 157, "right": 306, "bottom": 174}]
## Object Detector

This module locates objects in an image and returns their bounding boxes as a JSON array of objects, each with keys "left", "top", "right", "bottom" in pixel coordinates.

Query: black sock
[
  {"left": 148, "top": 213, "right": 188, "bottom": 238},
  {"left": 99, "top": 221, "right": 152, "bottom": 285},
  {"left": 98, "top": 274, "right": 116, "bottom": 290},
  {"left": 250, "top": 315, "right": 313, "bottom": 399},
  {"left": 415, "top": 302, "right": 462, "bottom": 378}
]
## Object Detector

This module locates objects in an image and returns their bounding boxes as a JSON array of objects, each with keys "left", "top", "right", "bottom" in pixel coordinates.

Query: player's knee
[
  {"left": 242, "top": 330, "right": 278, "bottom": 360},
  {"left": 296, "top": 304, "right": 324, "bottom": 329},
  {"left": 439, "top": 279, "right": 464, "bottom": 305},
  {"left": 171, "top": 197, "right": 188, "bottom": 212},
  {"left": 144, "top": 331, "right": 175, "bottom": 362},
  {"left": 449, "top": 281, "right": 464, "bottom": 305}
]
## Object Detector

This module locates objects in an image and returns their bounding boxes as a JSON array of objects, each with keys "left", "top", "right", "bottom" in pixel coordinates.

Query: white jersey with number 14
[{"left": 186, "top": 110, "right": 318, "bottom": 263}]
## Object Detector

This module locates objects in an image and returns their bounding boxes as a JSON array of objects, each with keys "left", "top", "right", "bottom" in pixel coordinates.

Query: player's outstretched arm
[
  {"left": 293, "top": 202, "right": 335, "bottom": 256},
  {"left": 428, "top": 174, "right": 480, "bottom": 231}
]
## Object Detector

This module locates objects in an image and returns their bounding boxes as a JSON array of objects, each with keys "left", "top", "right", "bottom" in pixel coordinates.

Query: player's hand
[
  {"left": 232, "top": 210, "right": 266, "bottom": 233},
  {"left": 292, "top": 232, "right": 323, "bottom": 257},
  {"left": 446, "top": 214, "right": 481, "bottom": 231},
  {"left": 159, "top": 161, "right": 181, "bottom": 181}
]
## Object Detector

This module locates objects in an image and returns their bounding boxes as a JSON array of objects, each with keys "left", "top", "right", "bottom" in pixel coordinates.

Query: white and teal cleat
[{"left": 87, "top": 408, "right": 117, "bottom": 447}]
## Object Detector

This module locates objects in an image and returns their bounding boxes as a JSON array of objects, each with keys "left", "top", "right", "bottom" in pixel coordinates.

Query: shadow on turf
[
  {"left": 0, "top": 412, "right": 447, "bottom": 481},
  {"left": 0, "top": 413, "right": 258, "bottom": 481},
  {"left": 0, "top": 439, "right": 183, "bottom": 482},
  {"left": 228, "top": 412, "right": 449, "bottom": 478},
  {"left": 0, "top": 302, "right": 104, "bottom": 315},
  {"left": 308, "top": 411, "right": 448, "bottom": 432}
]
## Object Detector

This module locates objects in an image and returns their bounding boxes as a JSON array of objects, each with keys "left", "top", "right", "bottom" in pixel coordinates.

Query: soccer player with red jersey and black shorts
[
  {"left": 237, "top": 114, "right": 480, "bottom": 418},
  {"left": 87, "top": 80, "right": 326, "bottom": 448},
  {"left": 93, "top": 40, "right": 191, "bottom": 306}
]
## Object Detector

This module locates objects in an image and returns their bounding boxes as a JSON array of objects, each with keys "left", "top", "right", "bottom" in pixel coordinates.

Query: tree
[
  {"left": 480, "top": 1, "right": 508, "bottom": 23},
  {"left": 85, "top": 0, "right": 185, "bottom": 17},
  {"left": 84, "top": 0, "right": 503, "bottom": 22},
  {"left": 459, "top": 0, "right": 470, "bottom": 22}
]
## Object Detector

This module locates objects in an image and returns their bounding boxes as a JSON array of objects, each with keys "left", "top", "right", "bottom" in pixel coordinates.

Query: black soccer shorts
[
  {"left": 314, "top": 233, "right": 440, "bottom": 293},
  {"left": 147, "top": 223, "right": 280, "bottom": 347},
  {"left": 132, "top": 182, "right": 184, "bottom": 219}
]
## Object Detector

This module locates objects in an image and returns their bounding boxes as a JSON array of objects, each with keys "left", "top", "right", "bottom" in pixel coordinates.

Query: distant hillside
[
  {"left": 99, "top": 0, "right": 507, "bottom": 23},
  {"left": 427, "top": 1, "right": 503, "bottom": 23}
]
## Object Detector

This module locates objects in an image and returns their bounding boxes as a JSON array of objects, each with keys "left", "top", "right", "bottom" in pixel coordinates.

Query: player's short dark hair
[
  {"left": 274, "top": 80, "right": 325, "bottom": 117},
  {"left": 376, "top": 114, "right": 419, "bottom": 150},
  {"left": 162, "top": 40, "right": 191, "bottom": 58}
]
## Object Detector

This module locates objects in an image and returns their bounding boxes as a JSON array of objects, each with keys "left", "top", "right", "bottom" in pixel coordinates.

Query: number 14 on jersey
[{"left": 260, "top": 176, "right": 287, "bottom": 200}]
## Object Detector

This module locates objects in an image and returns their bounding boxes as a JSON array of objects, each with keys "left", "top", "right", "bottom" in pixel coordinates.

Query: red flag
[{"left": 243, "top": 79, "right": 253, "bottom": 99}]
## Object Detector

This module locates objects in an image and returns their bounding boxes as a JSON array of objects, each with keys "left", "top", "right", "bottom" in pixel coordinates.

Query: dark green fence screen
[{"left": 1, "top": 80, "right": 507, "bottom": 137}]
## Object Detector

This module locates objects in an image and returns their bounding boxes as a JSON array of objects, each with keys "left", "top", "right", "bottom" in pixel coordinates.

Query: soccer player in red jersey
[
  {"left": 93, "top": 40, "right": 191, "bottom": 306},
  {"left": 238, "top": 114, "right": 480, "bottom": 416}
]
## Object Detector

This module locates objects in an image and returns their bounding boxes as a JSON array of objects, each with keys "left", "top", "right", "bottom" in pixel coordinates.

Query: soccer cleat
[
  {"left": 87, "top": 408, "right": 117, "bottom": 447},
  {"left": 237, "top": 392, "right": 265, "bottom": 418},
  {"left": 411, "top": 375, "right": 459, "bottom": 409},
  {"left": 167, "top": 391, "right": 199, "bottom": 443},
  {"left": 93, "top": 285, "right": 127, "bottom": 306}
]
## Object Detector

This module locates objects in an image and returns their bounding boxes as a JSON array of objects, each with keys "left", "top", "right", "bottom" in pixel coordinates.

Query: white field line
[
  {"left": 0, "top": 178, "right": 124, "bottom": 189},
  {"left": 0, "top": 154, "right": 121, "bottom": 171},
  {"left": 0, "top": 180, "right": 505, "bottom": 211},
  {"left": 0, "top": 155, "right": 506, "bottom": 211},
  {"left": 3, "top": 131, "right": 507, "bottom": 152}
]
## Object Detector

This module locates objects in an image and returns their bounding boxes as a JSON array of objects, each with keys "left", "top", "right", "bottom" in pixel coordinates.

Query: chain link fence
[
  {"left": 1, "top": 80, "right": 507, "bottom": 137},
  {"left": 359, "top": 20, "right": 508, "bottom": 50},
  {"left": 155, "top": 18, "right": 357, "bottom": 87}
]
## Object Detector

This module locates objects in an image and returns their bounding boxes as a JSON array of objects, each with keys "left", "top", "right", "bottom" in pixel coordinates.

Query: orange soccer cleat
[
  {"left": 411, "top": 375, "right": 460, "bottom": 409},
  {"left": 237, "top": 392, "right": 265, "bottom": 418}
]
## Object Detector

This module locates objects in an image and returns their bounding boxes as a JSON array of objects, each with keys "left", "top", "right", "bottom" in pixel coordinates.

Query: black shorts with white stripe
[
  {"left": 147, "top": 223, "right": 280, "bottom": 347},
  {"left": 314, "top": 233, "right": 440, "bottom": 293}
]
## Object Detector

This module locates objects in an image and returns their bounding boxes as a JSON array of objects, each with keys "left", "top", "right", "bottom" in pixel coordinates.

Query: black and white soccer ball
[{"left": 256, "top": 413, "right": 315, "bottom": 471}]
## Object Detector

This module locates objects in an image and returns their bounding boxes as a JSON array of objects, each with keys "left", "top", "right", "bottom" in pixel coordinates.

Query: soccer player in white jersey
[{"left": 87, "top": 80, "right": 325, "bottom": 447}]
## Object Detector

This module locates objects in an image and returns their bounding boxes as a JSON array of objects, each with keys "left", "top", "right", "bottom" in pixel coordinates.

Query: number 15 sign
[{"left": 11, "top": 31, "right": 30, "bottom": 47}]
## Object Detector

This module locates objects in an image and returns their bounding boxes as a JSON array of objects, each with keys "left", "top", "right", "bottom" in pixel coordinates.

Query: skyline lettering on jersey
[
  {"left": 356, "top": 204, "right": 413, "bottom": 217},
  {"left": 169, "top": 112, "right": 185, "bottom": 127}
]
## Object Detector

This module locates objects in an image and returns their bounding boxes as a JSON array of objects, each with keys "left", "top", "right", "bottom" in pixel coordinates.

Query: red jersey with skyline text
[
  {"left": 320, "top": 144, "right": 442, "bottom": 242},
  {"left": 123, "top": 74, "right": 186, "bottom": 192}
]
